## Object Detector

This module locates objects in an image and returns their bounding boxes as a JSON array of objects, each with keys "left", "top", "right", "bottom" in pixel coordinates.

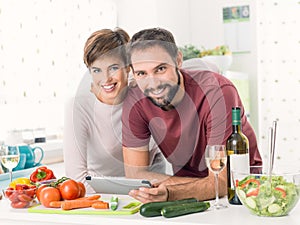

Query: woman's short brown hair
[{"left": 83, "top": 28, "right": 130, "bottom": 67}]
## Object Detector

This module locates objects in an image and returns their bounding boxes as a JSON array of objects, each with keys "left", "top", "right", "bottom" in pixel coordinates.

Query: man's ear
[{"left": 176, "top": 51, "right": 183, "bottom": 68}]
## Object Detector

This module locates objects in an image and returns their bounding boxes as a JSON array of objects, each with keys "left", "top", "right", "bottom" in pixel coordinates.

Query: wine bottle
[{"left": 226, "top": 107, "right": 250, "bottom": 205}]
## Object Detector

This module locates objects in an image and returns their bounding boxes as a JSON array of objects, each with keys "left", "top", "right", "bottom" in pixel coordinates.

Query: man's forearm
[
  {"left": 167, "top": 169, "right": 227, "bottom": 201},
  {"left": 125, "top": 164, "right": 203, "bottom": 186}
]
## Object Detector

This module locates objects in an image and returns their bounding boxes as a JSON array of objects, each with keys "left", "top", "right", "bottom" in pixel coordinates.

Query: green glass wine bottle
[{"left": 226, "top": 107, "right": 250, "bottom": 205}]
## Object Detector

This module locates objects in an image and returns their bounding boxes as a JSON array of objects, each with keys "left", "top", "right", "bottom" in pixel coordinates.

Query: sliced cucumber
[
  {"left": 237, "top": 189, "right": 246, "bottom": 200},
  {"left": 268, "top": 204, "right": 281, "bottom": 214},
  {"left": 258, "top": 195, "right": 275, "bottom": 209},
  {"left": 245, "top": 197, "right": 256, "bottom": 209}
]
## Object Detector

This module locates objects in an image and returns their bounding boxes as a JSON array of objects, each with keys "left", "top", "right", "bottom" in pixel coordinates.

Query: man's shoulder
[{"left": 182, "top": 69, "right": 233, "bottom": 87}]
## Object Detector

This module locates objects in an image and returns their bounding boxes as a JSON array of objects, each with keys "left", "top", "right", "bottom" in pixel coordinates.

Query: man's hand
[{"left": 128, "top": 184, "right": 168, "bottom": 203}]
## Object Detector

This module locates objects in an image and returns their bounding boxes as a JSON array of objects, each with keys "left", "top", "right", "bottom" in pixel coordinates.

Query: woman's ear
[
  {"left": 126, "top": 65, "right": 131, "bottom": 74},
  {"left": 176, "top": 51, "right": 183, "bottom": 68}
]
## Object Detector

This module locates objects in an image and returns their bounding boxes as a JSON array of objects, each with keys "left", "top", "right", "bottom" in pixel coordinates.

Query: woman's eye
[
  {"left": 109, "top": 65, "right": 119, "bottom": 72},
  {"left": 92, "top": 68, "right": 101, "bottom": 74}
]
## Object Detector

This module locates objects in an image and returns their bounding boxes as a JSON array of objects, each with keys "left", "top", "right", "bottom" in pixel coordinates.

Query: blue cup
[{"left": 18, "top": 145, "right": 44, "bottom": 169}]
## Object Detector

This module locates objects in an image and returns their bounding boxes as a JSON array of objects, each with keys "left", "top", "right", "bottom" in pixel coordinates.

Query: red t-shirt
[{"left": 122, "top": 69, "right": 262, "bottom": 177}]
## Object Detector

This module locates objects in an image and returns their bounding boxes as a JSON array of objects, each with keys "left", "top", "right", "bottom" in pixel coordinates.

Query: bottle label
[{"left": 229, "top": 154, "right": 250, "bottom": 189}]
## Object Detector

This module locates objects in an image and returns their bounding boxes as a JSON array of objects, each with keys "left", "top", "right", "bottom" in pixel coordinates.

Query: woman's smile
[{"left": 101, "top": 82, "right": 117, "bottom": 92}]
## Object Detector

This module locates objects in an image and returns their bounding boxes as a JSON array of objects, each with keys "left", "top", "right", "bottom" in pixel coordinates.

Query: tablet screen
[{"left": 86, "top": 176, "right": 151, "bottom": 194}]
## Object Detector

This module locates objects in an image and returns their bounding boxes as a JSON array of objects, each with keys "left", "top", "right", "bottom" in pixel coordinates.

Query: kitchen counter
[
  {"left": 0, "top": 195, "right": 299, "bottom": 225},
  {"left": 1, "top": 162, "right": 299, "bottom": 224}
]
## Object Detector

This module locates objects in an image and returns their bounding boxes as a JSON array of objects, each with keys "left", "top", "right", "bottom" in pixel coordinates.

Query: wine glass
[
  {"left": 205, "top": 145, "right": 227, "bottom": 209},
  {"left": 0, "top": 145, "right": 20, "bottom": 182}
]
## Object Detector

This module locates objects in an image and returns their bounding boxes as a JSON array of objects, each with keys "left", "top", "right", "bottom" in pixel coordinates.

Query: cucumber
[
  {"left": 161, "top": 201, "right": 210, "bottom": 218},
  {"left": 139, "top": 198, "right": 198, "bottom": 217},
  {"left": 245, "top": 197, "right": 256, "bottom": 209},
  {"left": 268, "top": 203, "right": 281, "bottom": 214}
]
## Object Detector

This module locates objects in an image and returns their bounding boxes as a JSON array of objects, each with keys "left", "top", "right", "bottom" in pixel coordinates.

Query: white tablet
[{"left": 86, "top": 176, "right": 152, "bottom": 194}]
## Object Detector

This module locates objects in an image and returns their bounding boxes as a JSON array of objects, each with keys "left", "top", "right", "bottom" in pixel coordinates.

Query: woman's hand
[{"left": 128, "top": 184, "right": 168, "bottom": 203}]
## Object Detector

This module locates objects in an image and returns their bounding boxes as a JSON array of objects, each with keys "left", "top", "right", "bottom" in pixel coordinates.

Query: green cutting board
[{"left": 28, "top": 196, "right": 141, "bottom": 215}]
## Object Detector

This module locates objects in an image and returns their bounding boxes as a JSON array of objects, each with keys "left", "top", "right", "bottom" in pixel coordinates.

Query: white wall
[
  {"left": 113, "top": 0, "right": 191, "bottom": 45},
  {"left": 257, "top": 0, "right": 300, "bottom": 170},
  {"left": 0, "top": 0, "right": 117, "bottom": 140}
]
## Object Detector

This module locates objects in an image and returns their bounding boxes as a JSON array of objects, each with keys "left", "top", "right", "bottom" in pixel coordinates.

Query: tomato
[
  {"left": 39, "top": 187, "right": 61, "bottom": 208},
  {"left": 77, "top": 182, "right": 86, "bottom": 198},
  {"left": 240, "top": 178, "right": 260, "bottom": 188},
  {"left": 59, "top": 179, "right": 80, "bottom": 200},
  {"left": 36, "top": 184, "right": 48, "bottom": 202},
  {"left": 275, "top": 187, "right": 286, "bottom": 198},
  {"left": 246, "top": 188, "right": 259, "bottom": 197}
]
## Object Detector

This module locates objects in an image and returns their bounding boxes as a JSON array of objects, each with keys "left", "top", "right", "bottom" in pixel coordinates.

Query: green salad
[{"left": 236, "top": 175, "right": 300, "bottom": 216}]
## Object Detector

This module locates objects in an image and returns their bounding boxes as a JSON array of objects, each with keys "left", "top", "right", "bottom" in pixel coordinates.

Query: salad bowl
[{"left": 233, "top": 166, "right": 300, "bottom": 217}]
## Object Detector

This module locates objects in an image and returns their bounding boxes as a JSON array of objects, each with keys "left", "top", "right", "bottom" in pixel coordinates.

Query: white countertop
[
  {"left": 1, "top": 162, "right": 299, "bottom": 225},
  {"left": 0, "top": 195, "right": 299, "bottom": 225}
]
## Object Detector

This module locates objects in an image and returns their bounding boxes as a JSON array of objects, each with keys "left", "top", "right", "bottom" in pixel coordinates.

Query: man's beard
[{"left": 144, "top": 69, "right": 181, "bottom": 111}]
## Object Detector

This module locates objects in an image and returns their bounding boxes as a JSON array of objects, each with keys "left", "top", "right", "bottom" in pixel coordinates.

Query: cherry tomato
[
  {"left": 77, "top": 182, "right": 86, "bottom": 198},
  {"left": 18, "top": 194, "right": 33, "bottom": 202},
  {"left": 11, "top": 201, "right": 29, "bottom": 208},
  {"left": 25, "top": 186, "right": 36, "bottom": 198},
  {"left": 8, "top": 192, "right": 19, "bottom": 203},
  {"left": 15, "top": 184, "right": 29, "bottom": 191},
  {"left": 39, "top": 187, "right": 61, "bottom": 208},
  {"left": 59, "top": 179, "right": 80, "bottom": 200},
  {"left": 5, "top": 187, "right": 14, "bottom": 198}
]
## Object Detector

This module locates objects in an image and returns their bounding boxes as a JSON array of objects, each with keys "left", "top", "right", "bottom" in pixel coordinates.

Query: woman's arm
[{"left": 63, "top": 98, "right": 93, "bottom": 193}]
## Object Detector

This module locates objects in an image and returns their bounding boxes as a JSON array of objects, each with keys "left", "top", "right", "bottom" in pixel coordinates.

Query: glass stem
[
  {"left": 9, "top": 169, "right": 12, "bottom": 182},
  {"left": 214, "top": 173, "right": 219, "bottom": 205}
]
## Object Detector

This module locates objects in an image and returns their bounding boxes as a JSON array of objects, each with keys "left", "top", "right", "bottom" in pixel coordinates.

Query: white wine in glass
[
  {"left": 0, "top": 145, "right": 20, "bottom": 182},
  {"left": 205, "top": 145, "right": 227, "bottom": 209}
]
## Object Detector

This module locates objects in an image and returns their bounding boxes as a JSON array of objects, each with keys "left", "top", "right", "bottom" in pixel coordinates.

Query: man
[{"left": 122, "top": 28, "right": 262, "bottom": 203}]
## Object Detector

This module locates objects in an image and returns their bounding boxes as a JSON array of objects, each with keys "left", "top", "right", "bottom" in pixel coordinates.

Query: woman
[{"left": 63, "top": 28, "right": 166, "bottom": 193}]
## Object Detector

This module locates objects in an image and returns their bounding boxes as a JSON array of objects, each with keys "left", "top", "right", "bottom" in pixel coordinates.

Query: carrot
[
  {"left": 84, "top": 194, "right": 101, "bottom": 200},
  {"left": 49, "top": 201, "right": 63, "bottom": 208},
  {"left": 76, "top": 194, "right": 101, "bottom": 201},
  {"left": 61, "top": 199, "right": 100, "bottom": 210},
  {"left": 92, "top": 201, "right": 109, "bottom": 209},
  {"left": 49, "top": 195, "right": 101, "bottom": 209}
]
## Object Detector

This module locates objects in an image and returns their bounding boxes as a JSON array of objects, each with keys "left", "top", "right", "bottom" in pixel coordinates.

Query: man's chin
[{"left": 147, "top": 96, "right": 172, "bottom": 109}]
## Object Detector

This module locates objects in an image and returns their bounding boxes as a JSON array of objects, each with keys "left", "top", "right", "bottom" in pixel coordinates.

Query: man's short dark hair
[{"left": 127, "top": 28, "right": 179, "bottom": 64}]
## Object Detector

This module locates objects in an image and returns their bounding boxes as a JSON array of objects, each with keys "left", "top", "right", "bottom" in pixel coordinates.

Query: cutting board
[{"left": 28, "top": 195, "right": 141, "bottom": 215}]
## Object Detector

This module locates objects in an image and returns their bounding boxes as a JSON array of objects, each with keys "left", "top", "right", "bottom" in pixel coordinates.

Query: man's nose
[{"left": 146, "top": 74, "right": 160, "bottom": 89}]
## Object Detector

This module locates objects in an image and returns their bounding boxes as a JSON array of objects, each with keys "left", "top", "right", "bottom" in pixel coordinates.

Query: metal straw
[
  {"left": 271, "top": 121, "right": 277, "bottom": 173},
  {"left": 268, "top": 127, "right": 274, "bottom": 177},
  {"left": 268, "top": 121, "right": 277, "bottom": 177}
]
